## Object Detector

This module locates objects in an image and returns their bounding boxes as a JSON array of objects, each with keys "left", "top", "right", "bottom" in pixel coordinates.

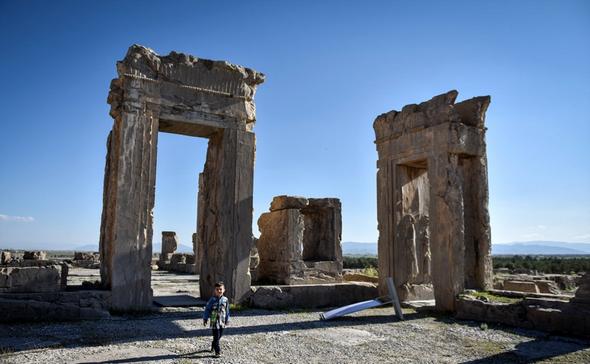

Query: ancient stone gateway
[
  {"left": 99, "top": 45, "right": 264, "bottom": 310},
  {"left": 374, "top": 90, "right": 492, "bottom": 312}
]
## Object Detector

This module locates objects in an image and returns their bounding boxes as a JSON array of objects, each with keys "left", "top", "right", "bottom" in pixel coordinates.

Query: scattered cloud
[
  {"left": 0, "top": 214, "right": 35, "bottom": 222},
  {"left": 521, "top": 233, "right": 544, "bottom": 239},
  {"left": 572, "top": 234, "right": 590, "bottom": 241},
  {"left": 537, "top": 225, "right": 547, "bottom": 230}
]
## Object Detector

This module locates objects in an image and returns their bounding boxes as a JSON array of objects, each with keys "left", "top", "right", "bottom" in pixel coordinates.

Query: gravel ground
[{"left": 1, "top": 306, "right": 589, "bottom": 364}]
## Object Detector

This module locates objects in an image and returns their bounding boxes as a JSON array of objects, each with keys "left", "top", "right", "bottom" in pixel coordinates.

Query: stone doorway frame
[
  {"left": 374, "top": 91, "right": 493, "bottom": 312},
  {"left": 98, "top": 45, "right": 264, "bottom": 311}
]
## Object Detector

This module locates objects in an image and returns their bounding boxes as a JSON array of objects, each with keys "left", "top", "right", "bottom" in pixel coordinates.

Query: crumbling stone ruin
[
  {"left": 99, "top": 45, "right": 264, "bottom": 310},
  {"left": 572, "top": 272, "right": 590, "bottom": 305},
  {"left": 23, "top": 251, "right": 47, "bottom": 260},
  {"left": 157, "top": 232, "right": 197, "bottom": 273},
  {"left": 0, "top": 250, "right": 110, "bottom": 322},
  {"left": 72, "top": 252, "right": 100, "bottom": 269},
  {"left": 256, "top": 196, "right": 343, "bottom": 284},
  {"left": 374, "top": 90, "right": 493, "bottom": 312}
]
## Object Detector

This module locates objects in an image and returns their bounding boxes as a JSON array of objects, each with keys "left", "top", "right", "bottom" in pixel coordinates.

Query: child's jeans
[{"left": 212, "top": 327, "right": 224, "bottom": 354}]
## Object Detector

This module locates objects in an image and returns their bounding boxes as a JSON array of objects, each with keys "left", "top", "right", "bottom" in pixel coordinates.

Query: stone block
[
  {"left": 23, "top": 251, "right": 46, "bottom": 260},
  {"left": 74, "top": 252, "right": 98, "bottom": 261},
  {"left": 170, "top": 254, "right": 186, "bottom": 265},
  {"left": 455, "top": 297, "right": 531, "bottom": 328},
  {"left": 270, "top": 195, "right": 308, "bottom": 211},
  {"left": 0, "top": 265, "right": 61, "bottom": 293},
  {"left": 1, "top": 251, "right": 12, "bottom": 265},
  {"left": 572, "top": 272, "right": 590, "bottom": 305},
  {"left": 534, "top": 280, "right": 560, "bottom": 295},
  {"left": 343, "top": 273, "right": 379, "bottom": 284},
  {"left": 503, "top": 280, "right": 540, "bottom": 294},
  {"left": 247, "top": 282, "right": 378, "bottom": 309}
]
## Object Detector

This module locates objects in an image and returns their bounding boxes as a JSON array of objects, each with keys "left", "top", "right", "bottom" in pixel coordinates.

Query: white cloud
[
  {"left": 521, "top": 233, "right": 544, "bottom": 239},
  {"left": 572, "top": 234, "right": 590, "bottom": 241},
  {"left": 0, "top": 214, "right": 35, "bottom": 222},
  {"left": 537, "top": 225, "right": 547, "bottom": 230}
]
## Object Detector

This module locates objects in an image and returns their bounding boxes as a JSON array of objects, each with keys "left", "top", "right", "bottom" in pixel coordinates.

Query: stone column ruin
[
  {"left": 374, "top": 90, "right": 492, "bottom": 312},
  {"left": 99, "top": 45, "right": 264, "bottom": 310},
  {"left": 256, "top": 196, "right": 343, "bottom": 284}
]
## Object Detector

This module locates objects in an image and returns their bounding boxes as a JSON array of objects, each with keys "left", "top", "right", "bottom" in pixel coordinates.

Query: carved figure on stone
[{"left": 416, "top": 215, "right": 431, "bottom": 284}]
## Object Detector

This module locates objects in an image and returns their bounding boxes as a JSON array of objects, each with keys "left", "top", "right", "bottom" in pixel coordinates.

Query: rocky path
[{"left": 1, "top": 306, "right": 589, "bottom": 363}]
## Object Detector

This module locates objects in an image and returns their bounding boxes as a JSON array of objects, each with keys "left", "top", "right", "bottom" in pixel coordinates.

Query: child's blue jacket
[{"left": 203, "top": 296, "right": 230, "bottom": 328}]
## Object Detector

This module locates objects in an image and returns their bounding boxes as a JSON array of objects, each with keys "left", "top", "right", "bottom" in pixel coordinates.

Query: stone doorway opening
[{"left": 151, "top": 133, "right": 207, "bottom": 298}]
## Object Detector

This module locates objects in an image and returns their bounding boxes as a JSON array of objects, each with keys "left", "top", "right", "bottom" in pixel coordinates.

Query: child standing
[{"left": 203, "top": 281, "right": 230, "bottom": 357}]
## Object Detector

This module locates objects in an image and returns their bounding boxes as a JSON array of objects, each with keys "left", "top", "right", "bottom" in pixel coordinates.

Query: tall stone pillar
[
  {"left": 99, "top": 76, "right": 159, "bottom": 310},
  {"left": 376, "top": 159, "right": 395, "bottom": 295},
  {"left": 428, "top": 151, "right": 465, "bottom": 312},
  {"left": 199, "top": 128, "right": 255, "bottom": 302}
]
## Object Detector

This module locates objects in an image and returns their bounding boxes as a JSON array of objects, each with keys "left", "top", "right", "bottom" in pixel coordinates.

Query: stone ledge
[
  {"left": 0, "top": 290, "right": 111, "bottom": 322},
  {"left": 455, "top": 295, "right": 590, "bottom": 337},
  {"left": 246, "top": 282, "right": 378, "bottom": 309}
]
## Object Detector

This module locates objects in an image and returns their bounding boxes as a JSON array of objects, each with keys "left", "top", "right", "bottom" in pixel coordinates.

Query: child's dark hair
[{"left": 214, "top": 281, "right": 225, "bottom": 288}]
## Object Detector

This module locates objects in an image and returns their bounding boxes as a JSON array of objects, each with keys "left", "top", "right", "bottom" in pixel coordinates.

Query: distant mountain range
[
  {"left": 492, "top": 241, "right": 590, "bottom": 255},
  {"left": 342, "top": 242, "right": 378, "bottom": 256},
  {"left": 342, "top": 241, "right": 590, "bottom": 256},
  {"left": 3, "top": 240, "right": 589, "bottom": 256}
]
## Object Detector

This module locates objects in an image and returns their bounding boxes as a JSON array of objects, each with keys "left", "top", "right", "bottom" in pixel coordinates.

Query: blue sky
[{"left": 0, "top": 0, "right": 589, "bottom": 250}]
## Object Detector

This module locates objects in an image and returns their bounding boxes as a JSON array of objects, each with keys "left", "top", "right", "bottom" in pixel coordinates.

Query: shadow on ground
[{"left": 1, "top": 309, "right": 588, "bottom": 363}]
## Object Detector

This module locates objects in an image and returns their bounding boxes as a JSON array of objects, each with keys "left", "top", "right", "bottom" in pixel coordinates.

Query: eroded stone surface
[
  {"left": 161, "top": 232, "right": 178, "bottom": 255},
  {"left": 256, "top": 196, "right": 343, "bottom": 285},
  {"left": 23, "top": 251, "right": 46, "bottom": 261},
  {"left": 0, "top": 265, "right": 61, "bottom": 293},
  {"left": 374, "top": 90, "right": 492, "bottom": 312},
  {"left": 573, "top": 272, "right": 590, "bottom": 305},
  {"left": 1, "top": 251, "right": 12, "bottom": 265},
  {"left": 270, "top": 195, "right": 308, "bottom": 211}
]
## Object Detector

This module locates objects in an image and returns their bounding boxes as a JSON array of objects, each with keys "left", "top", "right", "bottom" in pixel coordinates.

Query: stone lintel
[
  {"left": 376, "top": 122, "right": 485, "bottom": 161},
  {"left": 109, "top": 45, "right": 264, "bottom": 126},
  {"left": 374, "top": 90, "right": 490, "bottom": 143}
]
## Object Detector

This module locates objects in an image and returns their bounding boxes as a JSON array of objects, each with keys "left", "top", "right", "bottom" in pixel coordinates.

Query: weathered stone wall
[
  {"left": 0, "top": 291, "right": 111, "bottom": 322},
  {"left": 99, "top": 45, "right": 264, "bottom": 308},
  {"left": 573, "top": 272, "right": 590, "bottom": 304},
  {"left": 257, "top": 208, "right": 305, "bottom": 284},
  {"left": 374, "top": 90, "right": 492, "bottom": 312},
  {"left": 0, "top": 265, "right": 61, "bottom": 293},
  {"left": 256, "top": 196, "right": 343, "bottom": 285},
  {"left": 246, "top": 282, "right": 377, "bottom": 309},
  {"left": 456, "top": 295, "right": 590, "bottom": 337}
]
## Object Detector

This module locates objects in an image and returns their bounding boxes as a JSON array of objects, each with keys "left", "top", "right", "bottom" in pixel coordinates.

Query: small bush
[
  {"left": 362, "top": 267, "right": 379, "bottom": 277},
  {"left": 343, "top": 256, "right": 378, "bottom": 269}
]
